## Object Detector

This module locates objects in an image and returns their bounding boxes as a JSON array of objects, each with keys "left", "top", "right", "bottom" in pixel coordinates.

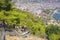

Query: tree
[
  {"left": 0, "top": 0, "right": 12, "bottom": 11},
  {"left": 45, "top": 24, "right": 60, "bottom": 40},
  {"left": 0, "top": 9, "right": 20, "bottom": 28},
  {"left": 45, "top": 25, "right": 60, "bottom": 36}
]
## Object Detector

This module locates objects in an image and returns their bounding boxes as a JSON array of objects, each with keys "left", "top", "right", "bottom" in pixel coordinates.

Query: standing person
[{"left": 15, "top": 26, "right": 19, "bottom": 31}]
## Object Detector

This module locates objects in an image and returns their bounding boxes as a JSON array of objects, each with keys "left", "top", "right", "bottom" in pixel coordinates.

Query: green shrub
[{"left": 45, "top": 24, "right": 60, "bottom": 40}]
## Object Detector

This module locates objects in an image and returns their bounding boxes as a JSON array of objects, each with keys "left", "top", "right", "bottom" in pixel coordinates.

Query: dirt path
[{"left": 6, "top": 35, "right": 46, "bottom": 40}]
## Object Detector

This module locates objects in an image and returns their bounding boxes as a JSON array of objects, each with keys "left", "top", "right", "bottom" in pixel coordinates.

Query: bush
[
  {"left": 45, "top": 24, "right": 60, "bottom": 40},
  {"left": 49, "top": 34, "right": 60, "bottom": 40}
]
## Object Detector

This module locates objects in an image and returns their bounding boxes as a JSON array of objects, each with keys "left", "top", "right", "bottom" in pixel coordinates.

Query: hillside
[
  {"left": 0, "top": 0, "right": 60, "bottom": 40},
  {"left": 18, "top": 9, "right": 60, "bottom": 40}
]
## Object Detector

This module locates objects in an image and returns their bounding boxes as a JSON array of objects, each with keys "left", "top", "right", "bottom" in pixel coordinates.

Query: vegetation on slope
[{"left": 0, "top": 0, "right": 60, "bottom": 40}]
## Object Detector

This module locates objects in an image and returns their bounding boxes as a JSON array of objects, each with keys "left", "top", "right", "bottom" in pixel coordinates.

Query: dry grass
[{"left": 6, "top": 35, "right": 46, "bottom": 40}]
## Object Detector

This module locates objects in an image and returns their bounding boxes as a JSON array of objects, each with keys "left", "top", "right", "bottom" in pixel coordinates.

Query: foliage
[
  {"left": 19, "top": 9, "right": 46, "bottom": 37},
  {"left": 0, "top": 0, "right": 12, "bottom": 11},
  {"left": 45, "top": 24, "right": 60, "bottom": 40},
  {"left": 49, "top": 34, "right": 60, "bottom": 40},
  {"left": 0, "top": 9, "right": 20, "bottom": 27},
  {"left": 30, "top": 24, "right": 46, "bottom": 37}
]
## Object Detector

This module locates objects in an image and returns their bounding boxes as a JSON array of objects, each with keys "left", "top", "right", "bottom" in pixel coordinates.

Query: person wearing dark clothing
[{"left": 21, "top": 26, "right": 26, "bottom": 32}]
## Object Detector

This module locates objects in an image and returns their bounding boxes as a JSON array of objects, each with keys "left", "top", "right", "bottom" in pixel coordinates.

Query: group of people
[
  {"left": 15, "top": 25, "right": 30, "bottom": 37},
  {"left": 15, "top": 25, "right": 27, "bottom": 32}
]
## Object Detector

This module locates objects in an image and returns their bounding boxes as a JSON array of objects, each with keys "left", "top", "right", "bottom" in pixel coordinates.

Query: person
[
  {"left": 15, "top": 26, "right": 19, "bottom": 31},
  {"left": 21, "top": 26, "right": 30, "bottom": 37},
  {"left": 21, "top": 26, "right": 26, "bottom": 32}
]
